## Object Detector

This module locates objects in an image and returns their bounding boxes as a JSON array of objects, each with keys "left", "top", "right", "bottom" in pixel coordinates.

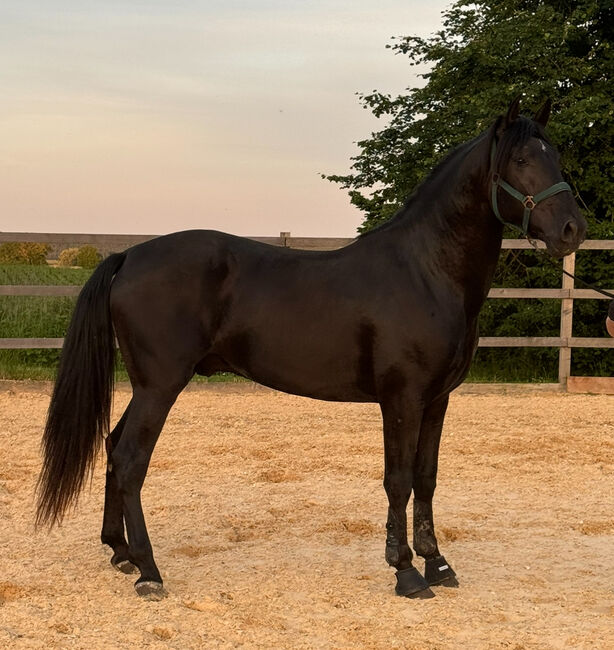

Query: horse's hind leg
[
  {"left": 412, "top": 395, "right": 458, "bottom": 587},
  {"left": 101, "top": 401, "right": 136, "bottom": 574},
  {"left": 381, "top": 389, "right": 434, "bottom": 599},
  {"left": 111, "top": 387, "right": 183, "bottom": 600}
]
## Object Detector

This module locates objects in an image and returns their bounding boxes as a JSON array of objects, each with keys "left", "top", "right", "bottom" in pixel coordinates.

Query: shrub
[
  {"left": 74, "top": 245, "right": 102, "bottom": 269},
  {"left": 58, "top": 247, "right": 80, "bottom": 267},
  {"left": 0, "top": 242, "right": 51, "bottom": 265}
]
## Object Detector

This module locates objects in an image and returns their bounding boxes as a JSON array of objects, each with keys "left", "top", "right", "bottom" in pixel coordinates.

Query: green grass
[
  {"left": 0, "top": 353, "right": 60, "bottom": 381},
  {"left": 0, "top": 264, "right": 93, "bottom": 285},
  {"left": 0, "top": 264, "right": 92, "bottom": 377},
  {"left": 467, "top": 348, "right": 559, "bottom": 383},
  {"left": 0, "top": 290, "right": 77, "bottom": 378}
]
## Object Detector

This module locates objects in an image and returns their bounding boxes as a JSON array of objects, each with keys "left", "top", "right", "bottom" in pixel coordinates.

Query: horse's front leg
[
  {"left": 412, "top": 395, "right": 458, "bottom": 587},
  {"left": 381, "top": 391, "right": 434, "bottom": 599}
]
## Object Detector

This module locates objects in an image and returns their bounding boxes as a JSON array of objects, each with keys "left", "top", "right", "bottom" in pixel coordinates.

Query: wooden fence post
[
  {"left": 558, "top": 252, "right": 575, "bottom": 388},
  {"left": 280, "top": 232, "right": 291, "bottom": 247}
]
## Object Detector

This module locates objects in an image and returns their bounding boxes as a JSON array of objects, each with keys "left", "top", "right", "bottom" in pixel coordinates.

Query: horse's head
[{"left": 489, "top": 98, "right": 586, "bottom": 257}]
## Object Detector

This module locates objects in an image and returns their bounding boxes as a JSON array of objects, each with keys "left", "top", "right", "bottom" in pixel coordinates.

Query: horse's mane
[{"left": 359, "top": 114, "right": 549, "bottom": 239}]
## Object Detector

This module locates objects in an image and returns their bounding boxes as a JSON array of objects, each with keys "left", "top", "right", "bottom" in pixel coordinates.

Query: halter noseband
[{"left": 490, "top": 140, "right": 572, "bottom": 235}]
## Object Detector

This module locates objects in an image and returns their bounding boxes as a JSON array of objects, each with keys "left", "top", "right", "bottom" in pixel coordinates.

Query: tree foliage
[
  {"left": 58, "top": 247, "right": 80, "bottom": 267},
  {"left": 74, "top": 245, "right": 102, "bottom": 269},
  {"left": 58, "top": 245, "right": 102, "bottom": 269},
  {"left": 0, "top": 242, "right": 51, "bottom": 265},
  {"left": 327, "top": 0, "right": 613, "bottom": 236},
  {"left": 327, "top": 0, "right": 614, "bottom": 380}
]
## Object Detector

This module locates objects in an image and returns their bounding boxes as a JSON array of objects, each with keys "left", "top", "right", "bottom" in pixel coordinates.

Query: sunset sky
[{"left": 2, "top": 1, "right": 450, "bottom": 238}]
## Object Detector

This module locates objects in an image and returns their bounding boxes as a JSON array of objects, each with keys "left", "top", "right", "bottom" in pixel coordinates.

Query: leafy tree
[
  {"left": 58, "top": 247, "right": 80, "bottom": 267},
  {"left": 328, "top": 0, "right": 613, "bottom": 235},
  {"left": 327, "top": 0, "right": 614, "bottom": 380},
  {"left": 74, "top": 245, "right": 102, "bottom": 269},
  {"left": 0, "top": 242, "right": 51, "bottom": 265},
  {"left": 58, "top": 245, "right": 101, "bottom": 268}
]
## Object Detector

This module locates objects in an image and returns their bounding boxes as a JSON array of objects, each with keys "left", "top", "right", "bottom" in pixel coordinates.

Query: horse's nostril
[{"left": 562, "top": 219, "right": 579, "bottom": 242}]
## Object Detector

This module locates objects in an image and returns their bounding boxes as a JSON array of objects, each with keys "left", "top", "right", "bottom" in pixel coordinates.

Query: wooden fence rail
[{"left": 1, "top": 232, "right": 613, "bottom": 391}]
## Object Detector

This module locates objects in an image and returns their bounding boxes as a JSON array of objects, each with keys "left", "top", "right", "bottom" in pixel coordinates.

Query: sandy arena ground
[{"left": 0, "top": 384, "right": 612, "bottom": 649}]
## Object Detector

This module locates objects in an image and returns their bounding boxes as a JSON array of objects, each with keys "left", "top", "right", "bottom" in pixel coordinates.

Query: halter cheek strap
[{"left": 490, "top": 140, "right": 572, "bottom": 235}]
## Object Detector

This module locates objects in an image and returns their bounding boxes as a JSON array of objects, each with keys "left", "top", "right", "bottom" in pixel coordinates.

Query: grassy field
[
  {"left": 0, "top": 265, "right": 85, "bottom": 379},
  {"left": 0, "top": 264, "right": 93, "bottom": 285},
  {"left": 0, "top": 264, "right": 565, "bottom": 383}
]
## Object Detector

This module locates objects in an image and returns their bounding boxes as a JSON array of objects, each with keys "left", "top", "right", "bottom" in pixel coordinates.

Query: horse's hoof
[
  {"left": 135, "top": 580, "right": 167, "bottom": 601},
  {"left": 395, "top": 566, "right": 434, "bottom": 598},
  {"left": 406, "top": 586, "right": 436, "bottom": 599},
  {"left": 425, "top": 555, "right": 457, "bottom": 587},
  {"left": 436, "top": 575, "right": 460, "bottom": 588},
  {"left": 111, "top": 556, "right": 138, "bottom": 575}
]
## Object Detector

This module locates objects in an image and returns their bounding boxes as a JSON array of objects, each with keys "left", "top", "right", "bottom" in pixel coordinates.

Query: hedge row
[{"left": 0, "top": 242, "right": 101, "bottom": 268}]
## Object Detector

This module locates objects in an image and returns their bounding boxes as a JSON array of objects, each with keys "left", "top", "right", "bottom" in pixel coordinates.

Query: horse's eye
[{"left": 516, "top": 157, "right": 527, "bottom": 165}]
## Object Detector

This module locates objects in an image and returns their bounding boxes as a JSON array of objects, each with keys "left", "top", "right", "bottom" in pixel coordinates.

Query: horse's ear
[
  {"left": 495, "top": 96, "right": 522, "bottom": 139},
  {"left": 504, "top": 96, "right": 522, "bottom": 127},
  {"left": 534, "top": 98, "right": 551, "bottom": 127}
]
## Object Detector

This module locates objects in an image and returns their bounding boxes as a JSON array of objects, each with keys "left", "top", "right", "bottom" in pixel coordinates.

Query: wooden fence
[{"left": 1, "top": 231, "right": 613, "bottom": 391}]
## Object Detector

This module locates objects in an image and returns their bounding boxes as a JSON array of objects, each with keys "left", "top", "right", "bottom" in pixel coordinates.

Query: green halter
[{"left": 490, "top": 140, "right": 572, "bottom": 235}]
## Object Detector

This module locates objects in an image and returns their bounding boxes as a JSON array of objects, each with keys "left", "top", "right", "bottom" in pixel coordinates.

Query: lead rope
[{"left": 524, "top": 236, "right": 614, "bottom": 299}]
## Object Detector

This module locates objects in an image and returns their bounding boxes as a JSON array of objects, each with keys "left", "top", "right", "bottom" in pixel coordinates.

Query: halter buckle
[{"left": 523, "top": 195, "right": 536, "bottom": 210}]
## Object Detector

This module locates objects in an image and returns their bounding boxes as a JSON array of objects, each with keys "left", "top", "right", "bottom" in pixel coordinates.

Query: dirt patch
[
  {"left": 0, "top": 582, "right": 27, "bottom": 605},
  {"left": 0, "top": 388, "right": 613, "bottom": 648}
]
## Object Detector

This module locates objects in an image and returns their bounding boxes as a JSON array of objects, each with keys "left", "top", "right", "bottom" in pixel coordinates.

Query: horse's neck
[{"left": 384, "top": 144, "right": 503, "bottom": 316}]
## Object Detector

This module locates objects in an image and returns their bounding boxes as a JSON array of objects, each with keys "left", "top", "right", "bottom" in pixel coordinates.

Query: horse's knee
[{"left": 383, "top": 471, "right": 413, "bottom": 504}]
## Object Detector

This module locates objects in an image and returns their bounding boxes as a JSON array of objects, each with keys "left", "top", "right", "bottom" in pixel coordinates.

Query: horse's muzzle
[{"left": 544, "top": 213, "right": 587, "bottom": 258}]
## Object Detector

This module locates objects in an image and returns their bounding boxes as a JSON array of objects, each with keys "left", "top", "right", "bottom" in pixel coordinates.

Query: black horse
[{"left": 37, "top": 99, "right": 586, "bottom": 600}]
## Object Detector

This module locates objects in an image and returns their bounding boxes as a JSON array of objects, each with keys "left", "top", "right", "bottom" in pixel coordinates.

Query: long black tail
[{"left": 36, "top": 252, "right": 127, "bottom": 526}]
